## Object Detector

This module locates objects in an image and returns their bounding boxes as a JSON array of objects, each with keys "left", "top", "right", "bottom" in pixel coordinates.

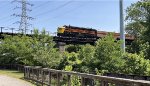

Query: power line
[
  {"left": 34, "top": 0, "right": 73, "bottom": 17},
  {"left": 32, "top": 1, "right": 52, "bottom": 10},
  {"left": 51, "top": 2, "right": 89, "bottom": 19},
  {"left": 34, "top": 1, "right": 90, "bottom": 24}
]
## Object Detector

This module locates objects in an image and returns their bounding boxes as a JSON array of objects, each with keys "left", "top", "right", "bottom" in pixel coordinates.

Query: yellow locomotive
[{"left": 57, "top": 25, "right": 97, "bottom": 38}]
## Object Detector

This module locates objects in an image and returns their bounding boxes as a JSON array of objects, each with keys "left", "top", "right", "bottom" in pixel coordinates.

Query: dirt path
[{"left": 0, "top": 75, "right": 32, "bottom": 86}]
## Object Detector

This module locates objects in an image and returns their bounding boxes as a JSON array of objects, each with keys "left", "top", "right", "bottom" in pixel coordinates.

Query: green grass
[
  {"left": 0, "top": 69, "right": 35, "bottom": 86},
  {"left": 0, "top": 69, "right": 24, "bottom": 79}
]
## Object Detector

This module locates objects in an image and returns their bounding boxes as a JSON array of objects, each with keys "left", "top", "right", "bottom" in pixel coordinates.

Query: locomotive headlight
[{"left": 57, "top": 27, "right": 65, "bottom": 33}]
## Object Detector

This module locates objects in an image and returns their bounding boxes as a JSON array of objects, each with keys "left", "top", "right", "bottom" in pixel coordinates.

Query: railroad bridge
[{"left": 0, "top": 28, "right": 134, "bottom": 52}]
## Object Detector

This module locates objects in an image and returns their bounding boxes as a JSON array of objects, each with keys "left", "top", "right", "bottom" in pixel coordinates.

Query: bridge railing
[{"left": 24, "top": 66, "right": 150, "bottom": 86}]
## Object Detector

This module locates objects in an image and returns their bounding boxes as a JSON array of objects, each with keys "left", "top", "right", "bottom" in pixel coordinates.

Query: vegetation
[
  {"left": 0, "top": 0, "right": 150, "bottom": 80},
  {"left": 125, "top": 0, "right": 150, "bottom": 59},
  {"left": 0, "top": 29, "right": 62, "bottom": 68}
]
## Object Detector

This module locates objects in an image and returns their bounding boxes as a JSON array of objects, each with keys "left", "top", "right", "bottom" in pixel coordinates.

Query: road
[{"left": 0, "top": 75, "right": 32, "bottom": 86}]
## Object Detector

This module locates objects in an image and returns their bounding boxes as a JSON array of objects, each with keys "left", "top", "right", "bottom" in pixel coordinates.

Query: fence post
[
  {"left": 29, "top": 67, "right": 31, "bottom": 79},
  {"left": 57, "top": 73, "right": 61, "bottom": 86},
  {"left": 81, "top": 77, "right": 85, "bottom": 86},
  {"left": 31, "top": 67, "right": 33, "bottom": 79},
  {"left": 100, "top": 81, "right": 109, "bottom": 86},
  {"left": 24, "top": 66, "right": 26, "bottom": 78},
  {"left": 67, "top": 75, "right": 71, "bottom": 86},
  {"left": 48, "top": 71, "right": 52, "bottom": 86},
  {"left": 36, "top": 66, "right": 42, "bottom": 86},
  {"left": 41, "top": 69, "right": 44, "bottom": 86}
]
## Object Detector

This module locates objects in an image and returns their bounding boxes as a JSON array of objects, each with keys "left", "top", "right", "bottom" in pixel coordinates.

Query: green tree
[
  {"left": 125, "top": 0, "right": 150, "bottom": 59},
  {"left": 123, "top": 53, "right": 150, "bottom": 75},
  {"left": 93, "top": 34, "right": 125, "bottom": 74},
  {"left": 0, "top": 35, "right": 34, "bottom": 65},
  {"left": 0, "top": 29, "right": 61, "bottom": 68},
  {"left": 32, "top": 29, "right": 62, "bottom": 68},
  {"left": 125, "top": 0, "right": 150, "bottom": 36}
]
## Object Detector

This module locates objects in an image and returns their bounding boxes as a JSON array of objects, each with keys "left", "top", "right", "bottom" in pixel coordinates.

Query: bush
[
  {"left": 78, "top": 44, "right": 95, "bottom": 73},
  {"left": 123, "top": 53, "right": 150, "bottom": 75}
]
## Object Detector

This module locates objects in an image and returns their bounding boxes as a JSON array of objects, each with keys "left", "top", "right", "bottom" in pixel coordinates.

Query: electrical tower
[{"left": 12, "top": 0, "right": 34, "bottom": 34}]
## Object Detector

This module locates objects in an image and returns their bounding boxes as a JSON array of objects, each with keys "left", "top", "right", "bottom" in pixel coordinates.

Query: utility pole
[
  {"left": 12, "top": 0, "right": 34, "bottom": 35},
  {"left": 0, "top": 27, "right": 4, "bottom": 33},
  {"left": 10, "top": 28, "right": 15, "bottom": 34},
  {"left": 119, "top": 0, "right": 125, "bottom": 52}
]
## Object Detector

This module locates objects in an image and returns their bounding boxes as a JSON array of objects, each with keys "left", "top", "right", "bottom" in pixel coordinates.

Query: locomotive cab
[{"left": 57, "top": 26, "right": 65, "bottom": 36}]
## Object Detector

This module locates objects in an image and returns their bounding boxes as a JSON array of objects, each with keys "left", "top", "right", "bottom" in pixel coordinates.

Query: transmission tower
[{"left": 12, "top": 0, "right": 34, "bottom": 34}]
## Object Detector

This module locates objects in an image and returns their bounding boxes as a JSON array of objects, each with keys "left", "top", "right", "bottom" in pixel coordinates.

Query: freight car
[{"left": 57, "top": 25, "right": 97, "bottom": 38}]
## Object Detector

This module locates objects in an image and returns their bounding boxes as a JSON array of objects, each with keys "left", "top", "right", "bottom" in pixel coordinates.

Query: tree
[
  {"left": 0, "top": 35, "right": 34, "bottom": 65},
  {"left": 0, "top": 29, "right": 62, "bottom": 68},
  {"left": 32, "top": 29, "right": 62, "bottom": 68},
  {"left": 126, "top": 0, "right": 150, "bottom": 37},
  {"left": 93, "top": 34, "right": 125, "bottom": 74},
  {"left": 125, "top": 0, "right": 150, "bottom": 59}
]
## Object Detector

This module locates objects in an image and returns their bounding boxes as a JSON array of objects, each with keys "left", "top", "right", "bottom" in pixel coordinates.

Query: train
[
  {"left": 55, "top": 25, "right": 134, "bottom": 45},
  {"left": 57, "top": 25, "right": 97, "bottom": 38}
]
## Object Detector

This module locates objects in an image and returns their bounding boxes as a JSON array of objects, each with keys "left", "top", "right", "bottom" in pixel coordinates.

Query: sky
[{"left": 0, "top": 0, "right": 138, "bottom": 34}]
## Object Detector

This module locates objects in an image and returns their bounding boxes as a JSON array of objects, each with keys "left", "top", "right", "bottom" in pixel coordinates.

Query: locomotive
[
  {"left": 55, "top": 25, "right": 134, "bottom": 45},
  {"left": 57, "top": 25, "right": 97, "bottom": 38}
]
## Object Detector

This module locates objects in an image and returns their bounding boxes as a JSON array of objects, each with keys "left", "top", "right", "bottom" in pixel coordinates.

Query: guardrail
[{"left": 24, "top": 66, "right": 150, "bottom": 86}]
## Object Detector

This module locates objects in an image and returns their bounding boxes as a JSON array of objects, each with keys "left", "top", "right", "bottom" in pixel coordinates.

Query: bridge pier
[{"left": 57, "top": 42, "right": 66, "bottom": 52}]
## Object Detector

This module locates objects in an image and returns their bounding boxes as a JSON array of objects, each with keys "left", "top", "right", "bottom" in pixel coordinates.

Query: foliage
[
  {"left": 126, "top": 0, "right": 150, "bottom": 32},
  {"left": 0, "top": 35, "right": 34, "bottom": 65},
  {"left": 125, "top": 0, "right": 150, "bottom": 59},
  {"left": 0, "top": 29, "right": 61, "bottom": 68},
  {"left": 65, "top": 44, "right": 82, "bottom": 53},
  {"left": 93, "top": 34, "right": 125, "bottom": 74},
  {"left": 58, "top": 52, "right": 81, "bottom": 71},
  {"left": 1, "top": 27, "right": 150, "bottom": 77},
  {"left": 32, "top": 29, "right": 62, "bottom": 68},
  {"left": 71, "top": 76, "right": 81, "bottom": 86},
  {"left": 123, "top": 53, "right": 150, "bottom": 75},
  {"left": 78, "top": 44, "right": 95, "bottom": 73}
]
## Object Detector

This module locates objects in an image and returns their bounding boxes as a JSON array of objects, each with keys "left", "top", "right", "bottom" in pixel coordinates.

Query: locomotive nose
[{"left": 57, "top": 27, "right": 65, "bottom": 33}]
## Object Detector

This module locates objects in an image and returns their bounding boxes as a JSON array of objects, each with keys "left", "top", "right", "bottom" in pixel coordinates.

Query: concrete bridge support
[{"left": 57, "top": 42, "right": 66, "bottom": 52}]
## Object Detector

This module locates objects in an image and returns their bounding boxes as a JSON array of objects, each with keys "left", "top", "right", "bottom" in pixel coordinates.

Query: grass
[
  {"left": 0, "top": 69, "right": 24, "bottom": 79},
  {"left": 0, "top": 69, "right": 35, "bottom": 86}
]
